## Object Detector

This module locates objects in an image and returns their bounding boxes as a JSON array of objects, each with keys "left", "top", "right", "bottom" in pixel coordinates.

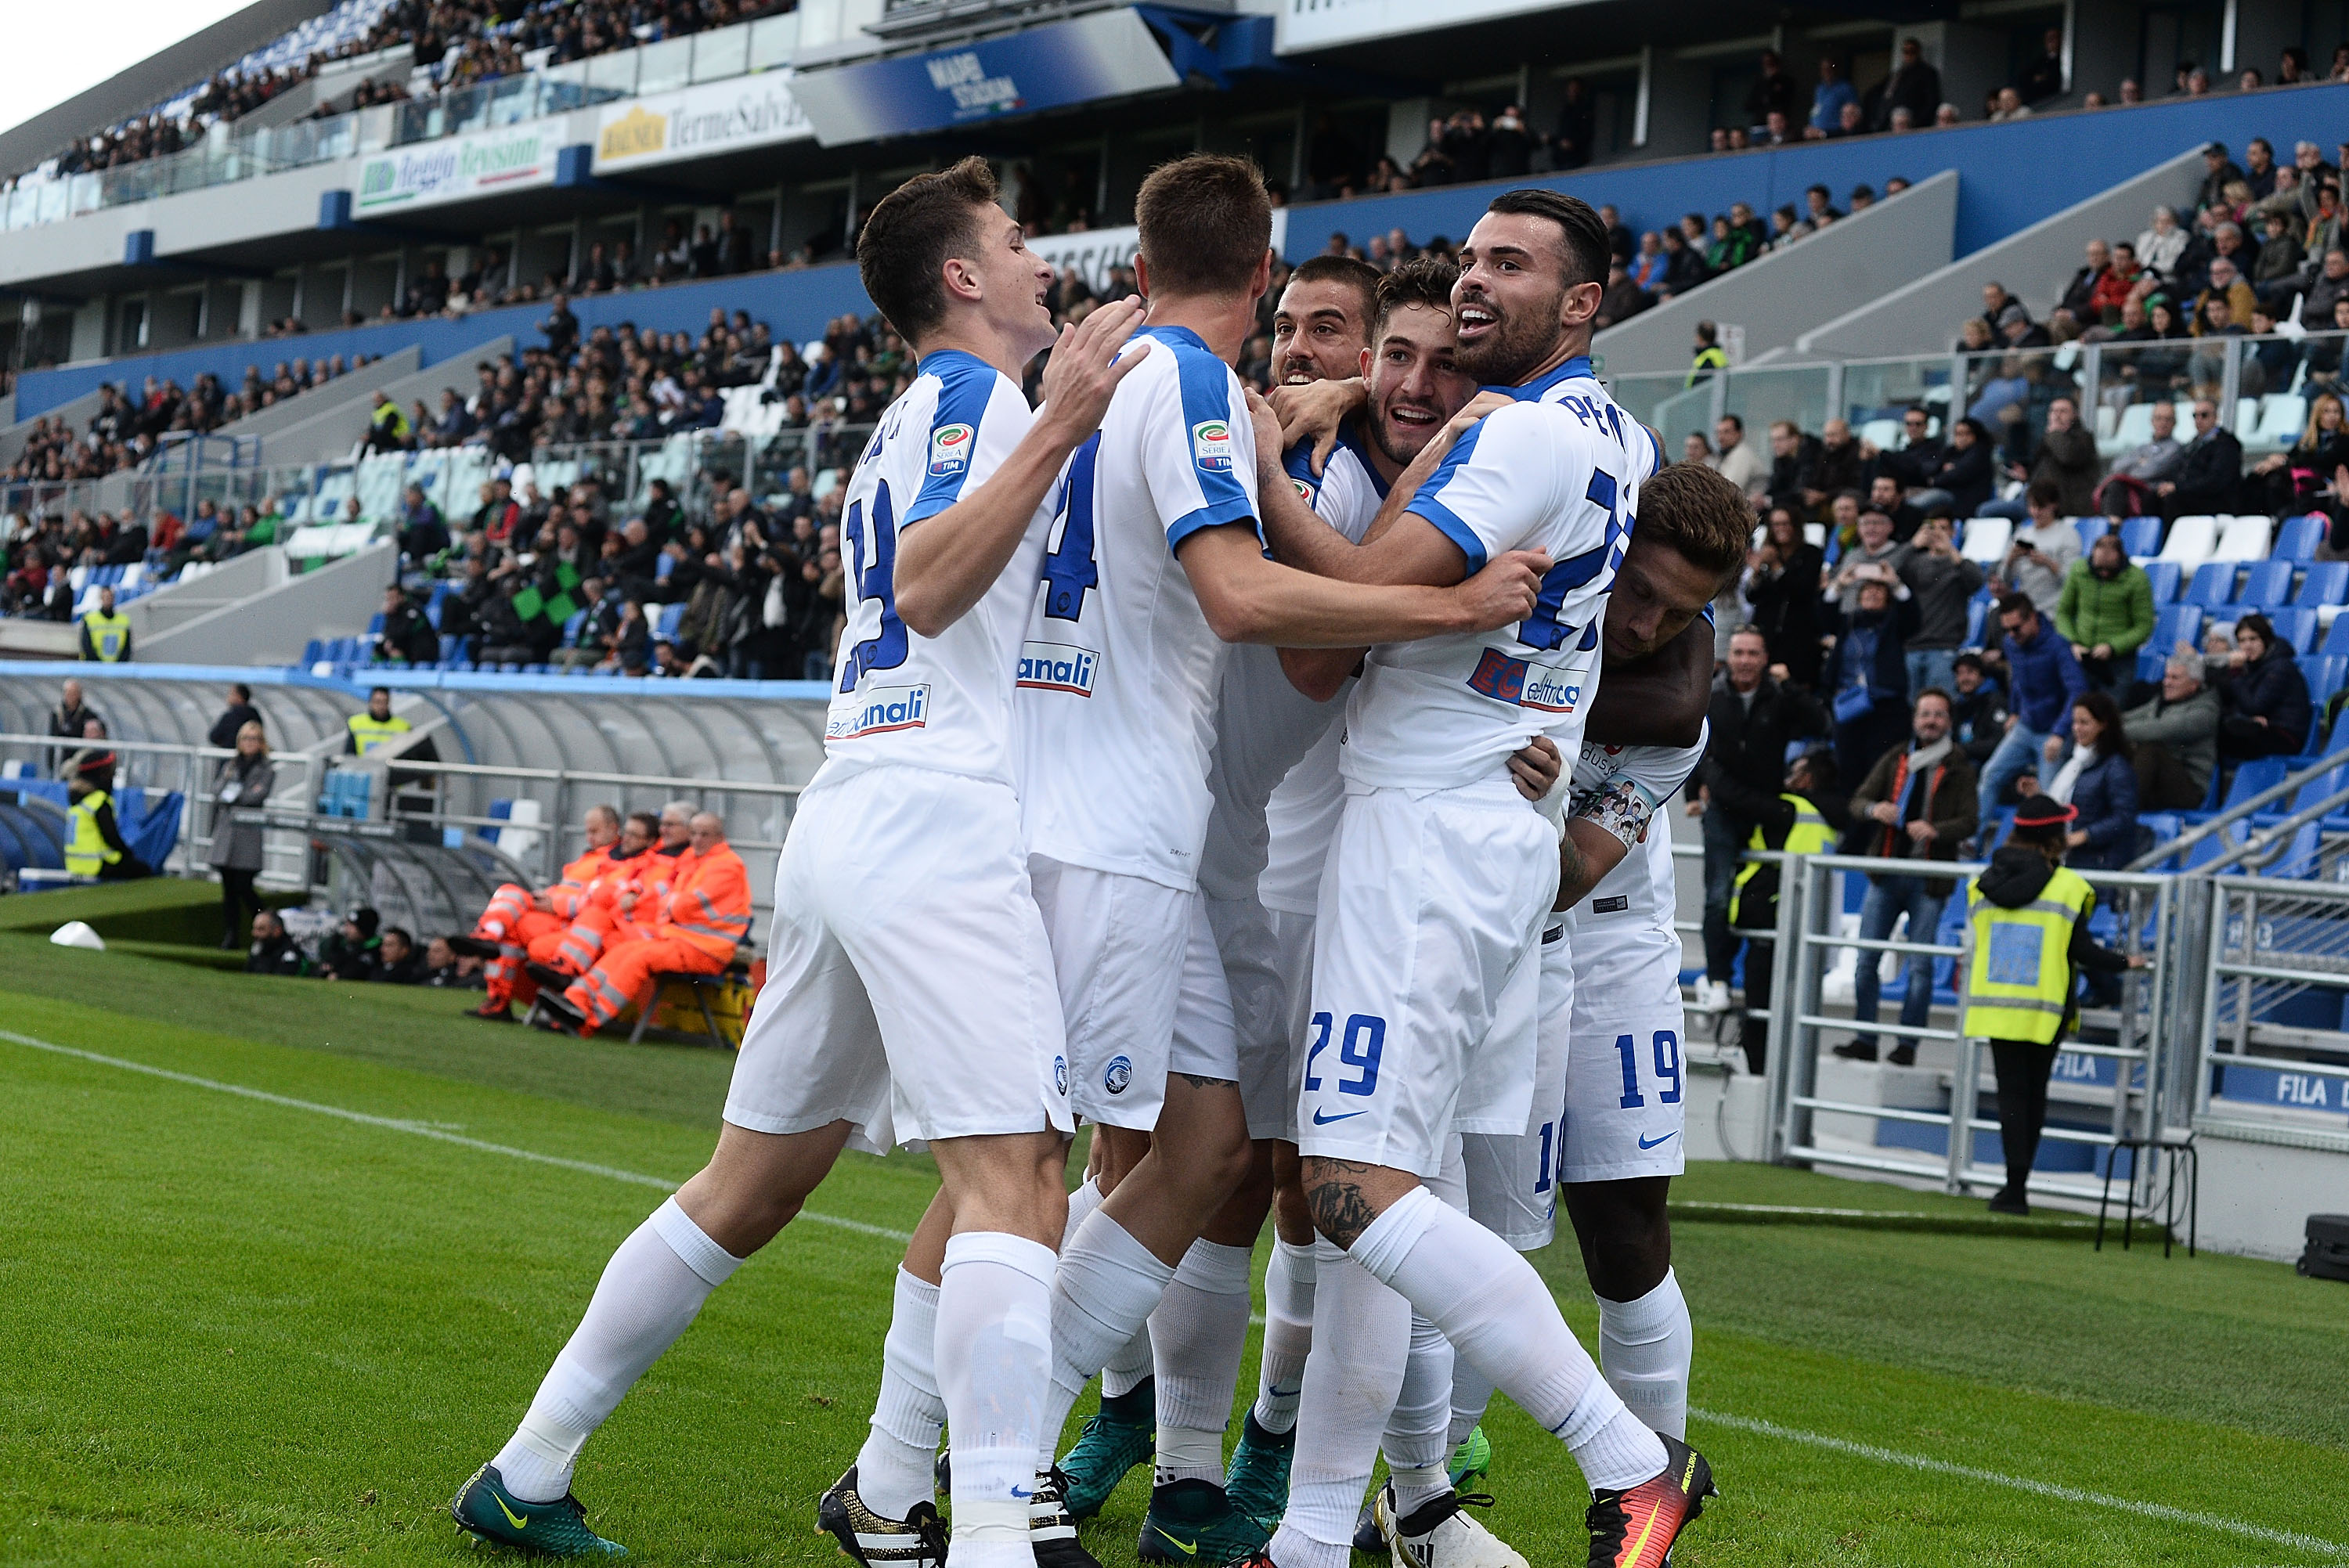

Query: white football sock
[
  {"left": 855, "top": 1267, "right": 945, "bottom": 1521},
  {"left": 1351, "top": 1187, "right": 1666, "bottom": 1493},
  {"left": 1042, "top": 1210, "right": 1176, "bottom": 1442},
  {"left": 1251, "top": 1235, "right": 1315, "bottom": 1433},
  {"left": 1101, "top": 1321, "right": 1155, "bottom": 1400},
  {"left": 936, "top": 1231, "right": 1056, "bottom": 1568},
  {"left": 1449, "top": 1361, "right": 1496, "bottom": 1450},
  {"left": 1149, "top": 1238, "right": 1253, "bottom": 1483},
  {"left": 1383, "top": 1313, "right": 1454, "bottom": 1515},
  {"left": 1597, "top": 1269, "right": 1691, "bottom": 1440},
  {"left": 1268, "top": 1241, "right": 1408, "bottom": 1568},
  {"left": 493, "top": 1198, "right": 741, "bottom": 1502},
  {"left": 1063, "top": 1175, "right": 1105, "bottom": 1249}
]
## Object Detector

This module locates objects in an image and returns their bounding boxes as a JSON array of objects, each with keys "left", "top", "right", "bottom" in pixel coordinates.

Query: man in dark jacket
[
  {"left": 317, "top": 908, "right": 383, "bottom": 982},
  {"left": 1894, "top": 516, "right": 1984, "bottom": 697},
  {"left": 1875, "top": 36, "right": 1942, "bottom": 131},
  {"left": 1978, "top": 594, "right": 2088, "bottom": 843},
  {"left": 1837, "top": 689, "right": 1979, "bottom": 1064},
  {"left": 1950, "top": 654, "right": 2010, "bottom": 766},
  {"left": 1725, "top": 746, "right": 1849, "bottom": 1073},
  {"left": 2123, "top": 652, "right": 2221, "bottom": 806},
  {"left": 375, "top": 586, "right": 442, "bottom": 665},
  {"left": 207, "top": 683, "right": 260, "bottom": 750},
  {"left": 1693, "top": 626, "right": 1830, "bottom": 1011},
  {"left": 245, "top": 909, "right": 308, "bottom": 978},
  {"left": 2154, "top": 399, "right": 2245, "bottom": 517},
  {"left": 2217, "top": 611, "right": 2313, "bottom": 759}
]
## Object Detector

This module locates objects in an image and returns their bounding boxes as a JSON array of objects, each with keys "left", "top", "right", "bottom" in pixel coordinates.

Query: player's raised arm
[{"left": 1180, "top": 524, "right": 1551, "bottom": 647}]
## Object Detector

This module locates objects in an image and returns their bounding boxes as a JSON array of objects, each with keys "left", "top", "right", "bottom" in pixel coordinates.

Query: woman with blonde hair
[
  {"left": 206, "top": 719, "right": 276, "bottom": 948},
  {"left": 2251, "top": 388, "right": 2349, "bottom": 513}
]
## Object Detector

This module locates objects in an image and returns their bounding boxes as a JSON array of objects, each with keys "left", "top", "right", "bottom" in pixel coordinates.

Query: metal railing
[
  {"left": 2197, "top": 875, "right": 2349, "bottom": 1141},
  {"left": 1762, "top": 852, "right": 2181, "bottom": 1207}
]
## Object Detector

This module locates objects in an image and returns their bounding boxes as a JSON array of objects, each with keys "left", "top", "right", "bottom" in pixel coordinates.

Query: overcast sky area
[{"left": 2, "top": 0, "right": 255, "bottom": 139}]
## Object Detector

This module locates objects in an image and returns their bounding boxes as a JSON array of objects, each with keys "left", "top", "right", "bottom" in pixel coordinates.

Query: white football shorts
[
  {"left": 1030, "top": 856, "right": 1239, "bottom": 1130},
  {"left": 1299, "top": 779, "right": 1559, "bottom": 1178},
  {"left": 1460, "top": 919, "right": 1574, "bottom": 1249},
  {"left": 1207, "top": 892, "right": 1292, "bottom": 1141},
  {"left": 727, "top": 764, "right": 1073, "bottom": 1153},
  {"left": 1560, "top": 937, "right": 1689, "bottom": 1184}
]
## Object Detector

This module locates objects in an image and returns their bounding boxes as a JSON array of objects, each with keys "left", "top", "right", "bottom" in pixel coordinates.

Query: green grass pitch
[{"left": 2, "top": 925, "right": 2345, "bottom": 1566}]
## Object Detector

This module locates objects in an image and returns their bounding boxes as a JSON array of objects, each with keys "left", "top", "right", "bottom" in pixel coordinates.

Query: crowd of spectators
[{"left": 2, "top": 355, "right": 383, "bottom": 492}]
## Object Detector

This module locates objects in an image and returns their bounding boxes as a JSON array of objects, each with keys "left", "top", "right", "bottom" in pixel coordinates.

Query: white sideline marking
[
  {"left": 16, "top": 1029, "right": 2342, "bottom": 1559},
  {"left": 0, "top": 1030, "right": 913, "bottom": 1243},
  {"left": 1694, "top": 1408, "right": 2349, "bottom": 1559}
]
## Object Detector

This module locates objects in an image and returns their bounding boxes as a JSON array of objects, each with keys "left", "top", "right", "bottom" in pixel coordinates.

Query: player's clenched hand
[
  {"left": 1509, "top": 735, "right": 1563, "bottom": 801},
  {"left": 1453, "top": 548, "right": 1551, "bottom": 633},
  {"left": 1268, "top": 377, "right": 1366, "bottom": 476},
  {"left": 1037, "top": 297, "right": 1149, "bottom": 442}
]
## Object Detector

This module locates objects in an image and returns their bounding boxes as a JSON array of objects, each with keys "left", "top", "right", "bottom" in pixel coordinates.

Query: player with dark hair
[{"left": 449, "top": 155, "right": 1152, "bottom": 1563}]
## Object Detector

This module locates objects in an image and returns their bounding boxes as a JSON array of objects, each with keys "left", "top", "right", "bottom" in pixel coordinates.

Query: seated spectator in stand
[
  {"left": 2154, "top": 398, "right": 2245, "bottom": 517},
  {"left": 1950, "top": 652, "right": 2011, "bottom": 768},
  {"left": 1596, "top": 261, "right": 1653, "bottom": 329},
  {"left": 375, "top": 927, "right": 422, "bottom": 984},
  {"left": 2214, "top": 611, "right": 2311, "bottom": 759},
  {"left": 398, "top": 484, "right": 448, "bottom": 564},
  {"left": 2249, "top": 389, "right": 2349, "bottom": 513},
  {"left": 2055, "top": 532, "right": 2154, "bottom": 689},
  {"left": 2138, "top": 206, "right": 2189, "bottom": 279},
  {"left": 1920, "top": 418, "right": 1996, "bottom": 517},
  {"left": 1894, "top": 514, "right": 1984, "bottom": 695},
  {"left": 245, "top": 910, "right": 308, "bottom": 978},
  {"left": 1629, "top": 232, "right": 1669, "bottom": 291},
  {"left": 316, "top": 907, "right": 383, "bottom": 981},
  {"left": 374, "top": 586, "right": 440, "bottom": 665},
  {"left": 2123, "top": 651, "right": 2222, "bottom": 806},
  {"left": 1979, "top": 593, "right": 2088, "bottom": 840},
  {"left": 1766, "top": 420, "right": 1824, "bottom": 511},
  {"left": 2019, "top": 690, "right": 2139, "bottom": 871},
  {"left": 1993, "top": 483, "right": 2081, "bottom": 615},
  {"left": 446, "top": 803, "right": 622, "bottom": 1020},
  {"left": 1988, "top": 395, "right": 2100, "bottom": 517},
  {"left": 532, "top": 811, "right": 750, "bottom": 1038},
  {"left": 1825, "top": 507, "right": 1904, "bottom": 613},
  {"left": 2253, "top": 210, "right": 2306, "bottom": 305},
  {"left": 1806, "top": 420, "right": 1867, "bottom": 513},
  {"left": 1711, "top": 413, "right": 1769, "bottom": 497},
  {"left": 1825, "top": 573, "right": 1919, "bottom": 786},
  {"left": 550, "top": 579, "right": 616, "bottom": 671},
  {"left": 2094, "top": 401, "right": 2185, "bottom": 516}
]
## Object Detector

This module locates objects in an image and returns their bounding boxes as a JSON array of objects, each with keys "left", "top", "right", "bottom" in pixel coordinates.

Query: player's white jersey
[
  {"left": 1199, "top": 431, "right": 1387, "bottom": 902},
  {"left": 1018, "top": 325, "right": 1261, "bottom": 890},
  {"left": 1341, "top": 355, "right": 1661, "bottom": 791},
  {"left": 820, "top": 350, "right": 1040, "bottom": 787},
  {"left": 1563, "top": 724, "right": 1705, "bottom": 972},
  {"left": 1260, "top": 723, "right": 1343, "bottom": 916}
]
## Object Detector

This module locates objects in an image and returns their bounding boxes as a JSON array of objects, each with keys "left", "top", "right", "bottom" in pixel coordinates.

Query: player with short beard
[{"left": 1240, "top": 189, "right": 1717, "bottom": 1568}]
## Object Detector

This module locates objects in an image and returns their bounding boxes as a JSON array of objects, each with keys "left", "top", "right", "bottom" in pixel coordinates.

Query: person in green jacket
[{"left": 2055, "top": 532, "right": 2155, "bottom": 690}]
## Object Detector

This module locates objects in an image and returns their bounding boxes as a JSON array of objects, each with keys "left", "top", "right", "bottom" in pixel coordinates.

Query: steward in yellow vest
[
  {"left": 79, "top": 586, "right": 132, "bottom": 661},
  {"left": 1963, "top": 795, "right": 2144, "bottom": 1217},
  {"left": 345, "top": 687, "right": 412, "bottom": 755},
  {"left": 1725, "top": 747, "right": 1846, "bottom": 1073},
  {"left": 64, "top": 779, "right": 151, "bottom": 881}
]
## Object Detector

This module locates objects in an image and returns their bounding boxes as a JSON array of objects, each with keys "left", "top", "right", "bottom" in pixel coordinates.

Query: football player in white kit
[
  {"left": 449, "top": 160, "right": 1148, "bottom": 1566},
  {"left": 1005, "top": 153, "right": 1555, "bottom": 1564},
  {"left": 1241, "top": 190, "right": 1716, "bottom": 1568},
  {"left": 1436, "top": 464, "right": 1755, "bottom": 1534}
]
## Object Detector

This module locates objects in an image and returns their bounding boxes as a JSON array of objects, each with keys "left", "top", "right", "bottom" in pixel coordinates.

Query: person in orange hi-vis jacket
[
  {"left": 448, "top": 803, "right": 619, "bottom": 1021},
  {"left": 533, "top": 810, "right": 750, "bottom": 1036},
  {"left": 508, "top": 809, "right": 661, "bottom": 1007}
]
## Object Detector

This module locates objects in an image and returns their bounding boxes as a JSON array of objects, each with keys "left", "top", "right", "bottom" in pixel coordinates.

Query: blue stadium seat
[
  {"left": 2152, "top": 603, "right": 2202, "bottom": 654},
  {"left": 2269, "top": 607, "right": 2318, "bottom": 654},
  {"left": 2236, "top": 560, "right": 2295, "bottom": 608},
  {"left": 2073, "top": 517, "right": 2109, "bottom": 553},
  {"left": 2302, "top": 654, "right": 2347, "bottom": 709},
  {"left": 655, "top": 553, "right": 676, "bottom": 582},
  {"left": 439, "top": 634, "right": 460, "bottom": 663},
  {"left": 1964, "top": 598, "right": 1988, "bottom": 647},
  {"left": 2221, "top": 758, "right": 2291, "bottom": 813},
  {"left": 2140, "top": 560, "right": 2182, "bottom": 604},
  {"left": 301, "top": 638, "right": 325, "bottom": 667},
  {"left": 366, "top": 612, "right": 384, "bottom": 635},
  {"left": 2274, "top": 514, "right": 2326, "bottom": 561},
  {"left": 2296, "top": 561, "right": 2349, "bottom": 608},
  {"left": 2120, "top": 517, "right": 2163, "bottom": 558},
  {"left": 2184, "top": 561, "right": 2238, "bottom": 607}
]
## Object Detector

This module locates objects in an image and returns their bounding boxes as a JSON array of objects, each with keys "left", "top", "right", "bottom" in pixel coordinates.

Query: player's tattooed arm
[
  {"left": 1175, "top": 1072, "right": 1237, "bottom": 1090},
  {"left": 1304, "top": 1160, "right": 1384, "bottom": 1249},
  {"left": 1554, "top": 810, "right": 1634, "bottom": 910},
  {"left": 1586, "top": 616, "right": 1712, "bottom": 748}
]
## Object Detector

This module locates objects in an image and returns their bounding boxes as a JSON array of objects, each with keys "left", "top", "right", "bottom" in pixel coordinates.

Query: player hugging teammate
[{"left": 446, "top": 153, "right": 1751, "bottom": 1568}]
